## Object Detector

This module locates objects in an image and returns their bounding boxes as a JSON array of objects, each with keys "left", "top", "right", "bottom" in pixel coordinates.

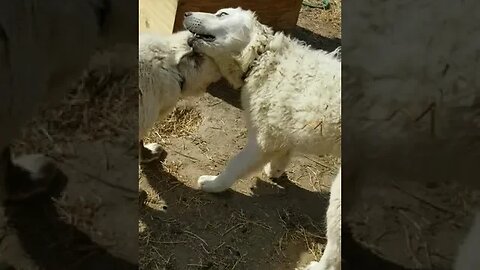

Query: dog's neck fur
[{"left": 218, "top": 21, "right": 275, "bottom": 89}]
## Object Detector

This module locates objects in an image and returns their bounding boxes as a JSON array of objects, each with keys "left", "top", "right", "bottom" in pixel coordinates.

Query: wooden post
[
  {"left": 139, "top": 0, "right": 303, "bottom": 35},
  {"left": 174, "top": 0, "right": 303, "bottom": 32},
  {"left": 139, "top": 0, "right": 179, "bottom": 35}
]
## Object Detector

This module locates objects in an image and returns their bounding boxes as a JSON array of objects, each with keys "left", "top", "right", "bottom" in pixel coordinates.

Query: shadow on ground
[
  {"left": 139, "top": 155, "right": 328, "bottom": 269},
  {"left": 4, "top": 169, "right": 137, "bottom": 270}
]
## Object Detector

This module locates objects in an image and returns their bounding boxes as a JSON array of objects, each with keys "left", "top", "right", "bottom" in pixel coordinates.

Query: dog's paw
[
  {"left": 140, "top": 143, "right": 166, "bottom": 164},
  {"left": 263, "top": 162, "right": 284, "bottom": 179},
  {"left": 7, "top": 154, "right": 67, "bottom": 202},
  {"left": 143, "top": 143, "right": 163, "bottom": 154},
  {"left": 197, "top": 175, "right": 229, "bottom": 193},
  {"left": 13, "top": 154, "right": 57, "bottom": 181}
]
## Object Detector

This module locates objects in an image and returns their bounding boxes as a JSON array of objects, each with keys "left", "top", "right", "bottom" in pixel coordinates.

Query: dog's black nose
[{"left": 184, "top": 12, "right": 192, "bottom": 17}]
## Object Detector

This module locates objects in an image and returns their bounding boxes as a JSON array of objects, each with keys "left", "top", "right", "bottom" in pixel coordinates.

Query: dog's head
[
  {"left": 182, "top": 7, "right": 257, "bottom": 57},
  {"left": 140, "top": 31, "right": 221, "bottom": 97},
  {"left": 172, "top": 32, "right": 222, "bottom": 97}
]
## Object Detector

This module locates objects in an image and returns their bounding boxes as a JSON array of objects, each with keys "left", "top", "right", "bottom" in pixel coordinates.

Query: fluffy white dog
[
  {"left": 138, "top": 31, "right": 221, "bottom": 160},
  {"left": 183, "top": 7, "right": 341, "bottom": 191},
  {"left": 184, "top": 7, "right": 341, "bottom": 270}
]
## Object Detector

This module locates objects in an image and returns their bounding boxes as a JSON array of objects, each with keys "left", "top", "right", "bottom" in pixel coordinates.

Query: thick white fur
[
  {"left": 184, "top": 7, "right": 341, "bottom": 192},
  {"left": 138, "top": 31, "right": 221, "bottom": 153},
  {"left": 0, "top": 0, "right": 136, "bottom": 202},
  {"left": 184, "top": 8, "right": 341, "bottom": 269}
]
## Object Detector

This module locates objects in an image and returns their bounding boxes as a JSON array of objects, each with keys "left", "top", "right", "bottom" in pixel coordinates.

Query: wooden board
[
  {"left": 139, "top": 0, "right": 178, "bottom": 35},
  {"left": 173, "top": 0, "right": 303, "bottom": 32},
  {"left": 139, "top": 0, "right": 302, "bottom": 36}
]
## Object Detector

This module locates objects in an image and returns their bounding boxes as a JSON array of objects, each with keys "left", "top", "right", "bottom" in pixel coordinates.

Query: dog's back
[{"left": 138, "top": 33, "right": 184, "bottom": 139}]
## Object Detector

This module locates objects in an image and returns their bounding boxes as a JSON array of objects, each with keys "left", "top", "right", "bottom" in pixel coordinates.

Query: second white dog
[{"left": 138, "top": 31, "right": 221, "bottom": 157}]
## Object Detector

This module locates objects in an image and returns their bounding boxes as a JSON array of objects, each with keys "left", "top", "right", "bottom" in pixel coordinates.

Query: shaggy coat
[
  {"left": 138, "top": 31, "right": 221, "bottom": 152},
  {"left": 184, "top": 8, "right": 341, "bottom": 269},
  {"left": 184, "top": 7, "right": 341, "bottom": 191}
]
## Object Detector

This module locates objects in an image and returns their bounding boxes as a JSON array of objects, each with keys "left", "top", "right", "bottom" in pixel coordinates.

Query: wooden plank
[
  {"left": 173, "top": 0, "right": 303, "bottom": 33},
  {"left": 139, "top": 0, "right": 179, "bottom": 35}
]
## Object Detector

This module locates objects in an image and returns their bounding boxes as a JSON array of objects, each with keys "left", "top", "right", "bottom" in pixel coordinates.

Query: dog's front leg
[{"left": 198, "top": 133, "right": 268, "bottom": 192}]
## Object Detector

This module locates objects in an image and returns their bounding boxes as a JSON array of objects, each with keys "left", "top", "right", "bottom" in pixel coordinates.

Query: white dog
[
  {"left": 183, "top": 7, "right": 341, "bottom": 270},
  {"left": 138, "top": 31, "right": 221, "bottom": 160},
  {"left": 183, "top": 7, "right": 341, "bottom": 191}
]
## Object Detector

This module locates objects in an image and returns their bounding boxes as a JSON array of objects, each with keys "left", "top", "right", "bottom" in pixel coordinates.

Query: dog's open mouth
[{"left": 190, "top": 31, "right": 216, "bottom": 42}]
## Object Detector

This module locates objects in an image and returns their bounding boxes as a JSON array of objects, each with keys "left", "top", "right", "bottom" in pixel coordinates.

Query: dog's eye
[{"left": 216, "top": 12, "right": 228, "bottom": 17}]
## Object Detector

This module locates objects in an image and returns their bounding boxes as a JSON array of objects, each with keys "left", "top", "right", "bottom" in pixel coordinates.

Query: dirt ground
[
  {"left": 0, "top": 45, "right": 139, "bottom": 269},
  {"left": 139, "top": 2, "right": 342, "bottom": 270},
  {"left": 349, "top": 175, "right": 480, "bottom": 269}
]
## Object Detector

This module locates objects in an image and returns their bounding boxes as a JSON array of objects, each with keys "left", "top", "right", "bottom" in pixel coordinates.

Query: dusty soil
[
  {"left": 0, "top": 45, "right": 139, "bottom": 269},
  {"left": 139, "top": 3, "right": 342, "bottom": 270},
  {"left": 349, "top": 176, "right": 480, "bottom": 269}
]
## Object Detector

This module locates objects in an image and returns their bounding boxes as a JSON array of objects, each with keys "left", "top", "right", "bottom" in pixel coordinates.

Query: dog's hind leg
[
  {"left": 198, "top": 132, "right": 270, "bottom": 193},
  {"left": 317, "top": 170, "right": 341, "bottom": 270},
  {"left": 304, "top": 170, "right": 341, "bottom": 270},
  {"left": 263, "top": 151, "right": 291, "bottom": 179}
]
